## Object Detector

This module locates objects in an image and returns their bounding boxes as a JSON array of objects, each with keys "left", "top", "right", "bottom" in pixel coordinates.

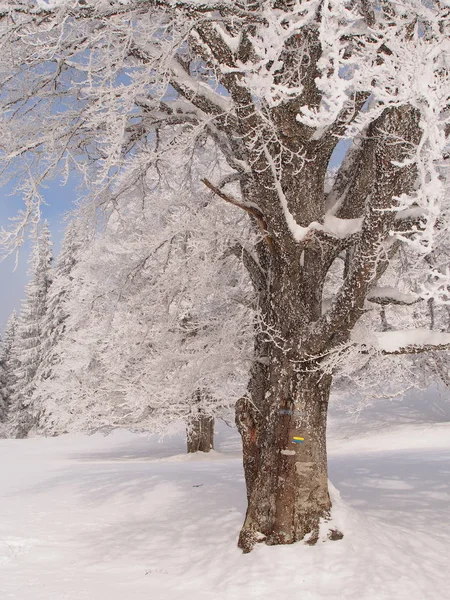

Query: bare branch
[
  {"left": 202, "top": 178, "right": 276, "bottom": 255},
  {"left": 376, "top": 331, "right": 450, "bottom": 355}
]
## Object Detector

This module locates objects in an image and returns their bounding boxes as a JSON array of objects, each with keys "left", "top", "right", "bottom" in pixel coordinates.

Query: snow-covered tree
[
  {"left": 43, "top": 219, "right": 83, "bottom": 352},
  {"left": 0, "top": 311, "right": 19, "bottom": 431},
  {"left": 36, "top": 152, "right": 254, "bottom": 447},
  {"left": 28, "top": 216, "right": 89, "bottom": 432},
  {"left": 9, "top": 223, "right": 53, "bottom": 438},
  {"left": 0, "top": 334, "right": 7, "bottom": 425},
  {"left": 2, "top": 1, "right": 450, "bottom": 550}
]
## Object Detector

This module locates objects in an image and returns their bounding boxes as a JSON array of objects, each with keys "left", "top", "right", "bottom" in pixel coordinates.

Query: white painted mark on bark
[
  {"left": 281, "top": 449, "right": 296, "bottom": 456},
  {"left": 295, "top": 462, "right": 315, "bottom": 473}
]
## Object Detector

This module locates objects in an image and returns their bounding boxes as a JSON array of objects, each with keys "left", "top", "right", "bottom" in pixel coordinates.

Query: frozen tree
[
  {"left": 0, "top": 311, "right": 19, "bottom": 428},
  {"left": 0, "top": 335, "right": 7, "bottom": 425},
  {"left": 29, "top": 216, "right": 88, "bottom": 432},
  {"left": 1, "top": 1, "right": 450, "bottom": 550},
  {"left": 9, "top": 223, "right": 53, "bottom": 438},
  {"left": 43, "top": 219, "right": 83, "bottom": 353},
  {"left": 37, "top": 218, "right": 86, "bottom": 374},
  {"left": 186, "top": 394, "right": 215, "bottom": 453},
  {"left": 36, "top": 151, "right": 254, "bottom": 449}
]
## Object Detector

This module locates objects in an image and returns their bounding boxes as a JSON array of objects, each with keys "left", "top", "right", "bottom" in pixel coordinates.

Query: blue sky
[{"left": 0, "top": 180, "right": 78, "bottom": 332}]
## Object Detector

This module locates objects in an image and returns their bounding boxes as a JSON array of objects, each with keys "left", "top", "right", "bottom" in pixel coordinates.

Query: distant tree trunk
[{"left": 186, "top": 399, "right": 214, "bottom": 453}]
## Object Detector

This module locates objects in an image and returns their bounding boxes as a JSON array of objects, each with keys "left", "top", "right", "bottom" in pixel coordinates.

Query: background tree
[
  {"left": 1, "top": 1, "right": 450, "bottom": 550},
  {"left": 0, "top": 311, "right": 18, "bottom": 435},
  {"left": 27, "top": 215, "right": 90, "bottom": 434},
  {"left": 9, "top": 223, "right": 53, "bottom": 438},
  {"left": 0, "top": 334, "right": 7, "bottom": 426},
  {"left": 42, "top": 218, "right": 84, "bottom": 353},
  {"left": 34, "top": 151, "right": 254, "bottom": 447}
]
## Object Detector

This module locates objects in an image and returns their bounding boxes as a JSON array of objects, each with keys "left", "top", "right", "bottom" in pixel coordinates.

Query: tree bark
[
  {"left": 232, "top": 103, "right": 421, "bottom": 552},
  {"left": 234, "top": 229, "right": 337, "bottom": 551},
  {"left": 187, "top": 412, "right": 214, "bottom": 453},
  {"left": 237, "top": 355, "right": 333, "bottom": 552}
]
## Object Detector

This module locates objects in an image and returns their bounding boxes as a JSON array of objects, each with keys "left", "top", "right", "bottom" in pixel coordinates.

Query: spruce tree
[
  {"left": 0, "top": 334, "right": 7, "bottom": 424},
  {"left": 32, "top": 218, "right": 85, "bottom": 431},
  {"left": 9, "top": 223, "right": 53, "bottom": 438},
  {"left": 0, "top": 311, "right": 18, "bottom": 435},
  {"left": 41, "top": 219, "right": 82, "bottom": 363}
]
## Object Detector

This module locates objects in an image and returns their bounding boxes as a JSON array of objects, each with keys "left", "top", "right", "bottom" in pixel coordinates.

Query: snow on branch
[
  {"left": 310, "top": 105, "right": 423, "bottom": 352},
  {"left": 29, "top": 0, "right": 256, "bottom": 19},
  {"left": 169, "top": 57, "right": 233, "bottom": 116},
  {"left": 366, "top": 286, "right": 420, "bottom": 307},
  {"left": 374, "top": 329, "right": 450, "bottom": 355},
  {"left": 262, "top": 145, "right": 313, "bottom": 243}
]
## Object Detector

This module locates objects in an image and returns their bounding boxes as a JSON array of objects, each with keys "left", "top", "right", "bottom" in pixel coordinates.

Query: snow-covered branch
[{"left": 375, "top": 329, "right": 450, "bottom": 355}]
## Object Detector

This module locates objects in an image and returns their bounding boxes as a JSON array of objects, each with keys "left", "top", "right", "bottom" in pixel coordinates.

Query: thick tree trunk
[
  {"left": 233, "top": 104, "right": 420, "bottom": 553},
  {"left": 235, "top": 233, "right": 337, "bottom": 552},
  {"left": 236, "top": 358, "right": 333, "bottom": 552},
  {"left": 187, "top": 413, "right": 214, "bottom": 453}
]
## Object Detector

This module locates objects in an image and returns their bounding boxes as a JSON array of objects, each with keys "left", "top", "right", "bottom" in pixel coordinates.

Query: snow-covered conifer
[
  {"left": 40, "top": 218, "right": 86, "bottom": 370},
  {"left": 31, "top": 216, "right": 93, "bottom": 431},
  {"left": 0, "top": 311, "right": 18, "bottom": 436},
  {"left": 0, "top": 335, "right": 7, "bottom": 424},
  {"left": 9, "top": 223, "right": 53, "bottom": 438}
]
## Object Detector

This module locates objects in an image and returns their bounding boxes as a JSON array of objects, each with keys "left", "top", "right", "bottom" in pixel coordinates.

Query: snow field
[{"left": 0, "top": 423, "right": 449, "bottom": 599}]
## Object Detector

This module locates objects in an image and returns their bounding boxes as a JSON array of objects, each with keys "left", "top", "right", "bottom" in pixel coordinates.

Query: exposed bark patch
[
  {"left": 328, "top": 528, "right": 344, "bottom": 541},
  {"left": 238, "top": 363, "right": 333, "bottom": 552}
]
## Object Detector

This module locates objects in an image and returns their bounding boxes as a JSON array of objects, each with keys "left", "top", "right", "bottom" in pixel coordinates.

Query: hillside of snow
[{"left": 1, "top": 396, "right": 449, "bottom": 599}]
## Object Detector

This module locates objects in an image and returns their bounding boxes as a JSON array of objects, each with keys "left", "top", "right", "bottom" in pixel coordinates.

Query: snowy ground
[{"left": 1, "top": 399, "right": 450, "bottom": 599}]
